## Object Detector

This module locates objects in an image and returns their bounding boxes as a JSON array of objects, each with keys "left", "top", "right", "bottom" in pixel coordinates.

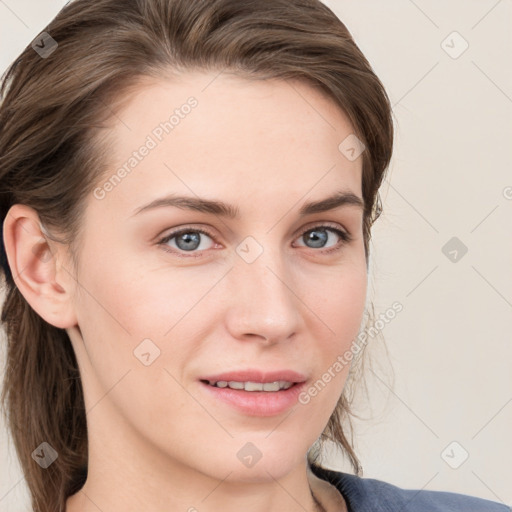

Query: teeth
[{"left": 208, "top": 380, "right": 294, "bottom": 391}]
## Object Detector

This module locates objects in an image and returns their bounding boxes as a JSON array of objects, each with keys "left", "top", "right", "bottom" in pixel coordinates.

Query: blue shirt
[{"left": 311, "top": 464, "right": 510, "bottom": 511}]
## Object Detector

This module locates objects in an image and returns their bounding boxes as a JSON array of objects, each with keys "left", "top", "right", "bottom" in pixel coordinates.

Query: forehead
[{"left": 93, "top": 71, "right": 363, "bottom": 219}]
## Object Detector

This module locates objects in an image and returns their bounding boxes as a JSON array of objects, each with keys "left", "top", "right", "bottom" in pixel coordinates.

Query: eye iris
[
  {"left": 176, "top": 232, "right": 201, "bottom": 251},
  {"left": 305, "top": 228, "right": 328, "bottom": 248}
]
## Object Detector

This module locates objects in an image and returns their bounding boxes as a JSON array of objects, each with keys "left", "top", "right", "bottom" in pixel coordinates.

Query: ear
[{"left": 2, "top": 204, "right": 78, "bottom": 329}]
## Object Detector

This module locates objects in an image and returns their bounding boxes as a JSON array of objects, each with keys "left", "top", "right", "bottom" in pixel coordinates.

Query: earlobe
[{"left": 2, "top": 204, "right": 78, "bottom": 329}]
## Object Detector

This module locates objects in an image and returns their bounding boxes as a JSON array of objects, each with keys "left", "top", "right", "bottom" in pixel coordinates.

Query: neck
[{"left": 312, "top": 489, "right": 327, "bottom": 512}]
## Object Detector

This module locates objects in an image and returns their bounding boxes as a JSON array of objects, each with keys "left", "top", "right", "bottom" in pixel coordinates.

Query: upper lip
[{"left": 200, "top": 369, "right": 308, "bottom": 384}]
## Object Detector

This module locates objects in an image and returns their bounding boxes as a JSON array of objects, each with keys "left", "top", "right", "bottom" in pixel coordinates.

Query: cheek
[
  {"left": 72, "top": 251, "right": 225, "bottom": 380},
  {"left": 294, "top": 272, "right": 366, "bottom": 421},
  {"left": 77, "top": 249, "right": 201, "bottom": 332},
  {"left": 310, "top": 260, "right": 367, "bottom": 344},
  {"left": 72, "top": 260, "right": 195, "bottom": 434}
]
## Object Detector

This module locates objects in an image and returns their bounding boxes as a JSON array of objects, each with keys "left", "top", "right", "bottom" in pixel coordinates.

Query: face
[{"left": 65, "top": 71, "right": 367, "bottom": 483}]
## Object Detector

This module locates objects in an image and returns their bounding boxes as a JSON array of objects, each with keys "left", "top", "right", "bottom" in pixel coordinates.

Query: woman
[{"left": 0, "top": 0, "right": 508, "bottom": 511}]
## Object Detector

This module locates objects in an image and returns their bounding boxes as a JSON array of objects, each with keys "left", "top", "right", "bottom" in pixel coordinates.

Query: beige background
[{"left": 1, "top": 0, "right": 511, "bottom": 509}]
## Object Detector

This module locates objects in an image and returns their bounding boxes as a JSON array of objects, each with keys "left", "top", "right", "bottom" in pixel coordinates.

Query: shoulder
[{"left": 310, "top": 464, "right": 510, "bottom": 512}]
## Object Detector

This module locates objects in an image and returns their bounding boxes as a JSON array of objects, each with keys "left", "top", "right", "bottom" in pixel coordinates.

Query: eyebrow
[{"left": 131, "top": 190, "right": 364, "bottom": 218}]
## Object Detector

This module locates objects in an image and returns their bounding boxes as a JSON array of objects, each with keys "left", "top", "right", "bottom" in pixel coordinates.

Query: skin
[{"left": 3, "top": 71, "right": 368, "bottom": 512}]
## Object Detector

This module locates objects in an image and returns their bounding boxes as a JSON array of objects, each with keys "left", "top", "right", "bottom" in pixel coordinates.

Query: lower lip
[{"left": 199, "top": 381, "right": 307, "bottom": 417}]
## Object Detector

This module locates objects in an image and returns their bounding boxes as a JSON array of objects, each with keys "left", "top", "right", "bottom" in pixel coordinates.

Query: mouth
[{"left": 198, "top": 369, "right": 308, "bottom": 416}]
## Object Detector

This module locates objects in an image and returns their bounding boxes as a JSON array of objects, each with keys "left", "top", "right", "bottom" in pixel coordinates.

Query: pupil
[{"left": 177, "top": 232, "right": 200, "bottom": 251}]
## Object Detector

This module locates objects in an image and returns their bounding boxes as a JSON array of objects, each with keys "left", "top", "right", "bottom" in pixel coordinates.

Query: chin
[{"left": 230, "top": 440, "right": 307, "bottom": 482}]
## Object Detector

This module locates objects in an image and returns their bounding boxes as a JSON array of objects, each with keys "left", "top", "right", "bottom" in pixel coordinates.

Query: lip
[
  {"left": 198, "top": 368, "right": 308, "bottom": 417},
  {"left": 199, "top": 369, "right": 308, "bottom": 384}
]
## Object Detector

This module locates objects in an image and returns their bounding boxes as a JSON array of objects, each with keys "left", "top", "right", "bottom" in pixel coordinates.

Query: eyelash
[{"left": 157, "top": 223, "right": 353, "bottom": 259}]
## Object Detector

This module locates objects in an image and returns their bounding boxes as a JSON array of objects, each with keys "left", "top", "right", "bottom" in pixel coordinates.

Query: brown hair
[{"left": 0, "top": 0, "right": 393, "bottom": 510}]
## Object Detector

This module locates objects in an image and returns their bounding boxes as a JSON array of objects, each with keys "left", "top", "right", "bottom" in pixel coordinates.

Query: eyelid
[{"left": 295, "top": 220, "right": 348, "bottom": 238}]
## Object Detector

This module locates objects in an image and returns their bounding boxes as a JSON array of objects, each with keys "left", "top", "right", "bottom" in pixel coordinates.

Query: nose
[{"left": 224, "top": 247, "right": 302, "bottom": 346}]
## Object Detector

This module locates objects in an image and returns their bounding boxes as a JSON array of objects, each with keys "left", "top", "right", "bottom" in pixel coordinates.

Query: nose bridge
[{"left": 225, "top": 241, "right": 301, "bottom": 341}]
